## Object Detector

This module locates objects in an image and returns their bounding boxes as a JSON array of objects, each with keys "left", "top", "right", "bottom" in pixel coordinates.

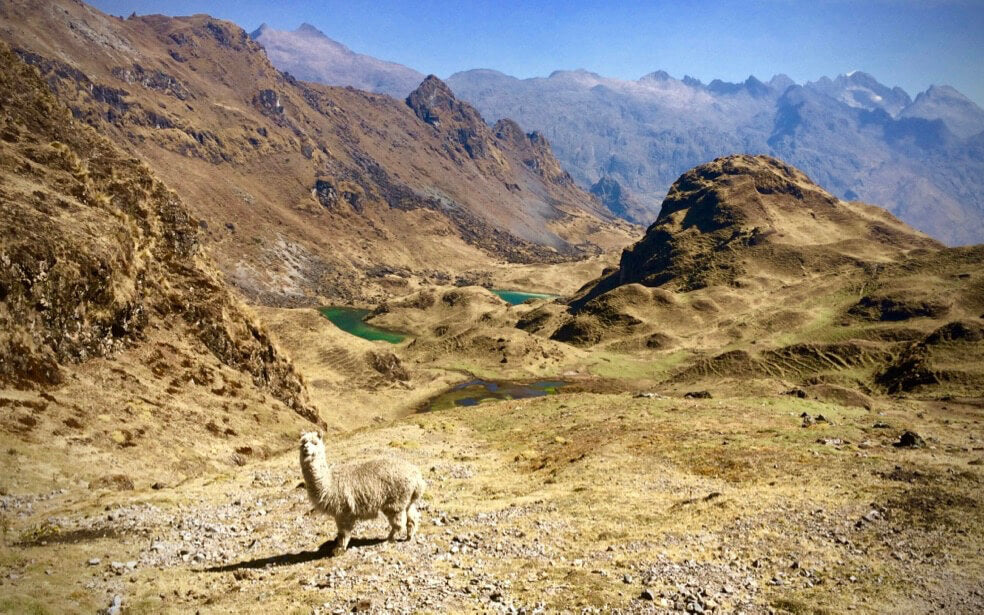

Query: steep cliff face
[
  {"left": 0, "top": 41, "right": 318, "bottom": 424},
  {"left": 0, "top": 1, "right": 635, "bottom": 306}
]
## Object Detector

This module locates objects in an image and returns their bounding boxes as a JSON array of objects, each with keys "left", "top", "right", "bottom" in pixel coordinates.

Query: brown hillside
[
  {"left": 0, "top": 41, "right": 323, "bottom": 483},
  {"left": 512, "top": 155, "right": 983, "bottom": 397},
  {"left": 0, "top": 1, "right": 635, "bottom": 306}
]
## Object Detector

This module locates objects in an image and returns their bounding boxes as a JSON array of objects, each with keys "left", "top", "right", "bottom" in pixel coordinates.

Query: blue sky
[{"left": 90, "top": 0, "right": 984, "bottom": 106}]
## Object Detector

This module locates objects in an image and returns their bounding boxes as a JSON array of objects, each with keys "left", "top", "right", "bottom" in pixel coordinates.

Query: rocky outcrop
[
  {"left": 877, "top": 320, "right": 984, "bottom": 395},
  {"left": 406, "top": 75, "right": 493, "bottom": 160},
  {"left": 492, "top": 119, "right": 573, "bottom": 186}
]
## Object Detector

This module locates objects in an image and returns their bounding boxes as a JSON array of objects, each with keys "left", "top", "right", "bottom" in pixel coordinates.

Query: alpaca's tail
[
  {"left": 407, "top": 475, "right": 426, "bottom": 540},
  {"left": 411, "top": 475, "right": 426, "bottom": 504}
]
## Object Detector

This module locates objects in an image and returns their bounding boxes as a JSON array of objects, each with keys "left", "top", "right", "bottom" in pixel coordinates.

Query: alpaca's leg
[
  {"left": 395, "top": 508, "right": 408, "bottom": 540},
  {"left": 384, "top": 508, "right": 405, "bottom": 541},
  {"left": 406, "top": 503, "right": 420, "bottom": 540},
  {"left": 332, "top": 517, "right": 354, "bottom": 556}
]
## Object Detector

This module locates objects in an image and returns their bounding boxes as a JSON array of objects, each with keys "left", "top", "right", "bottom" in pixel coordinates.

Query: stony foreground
[{"left": 2, "top": 392, "right": 982, "bottom": 613}]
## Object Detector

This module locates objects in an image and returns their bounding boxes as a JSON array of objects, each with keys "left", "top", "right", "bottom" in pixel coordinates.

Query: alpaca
[{"left": 299, "top": 432, "right": 425, "bottom": 555}]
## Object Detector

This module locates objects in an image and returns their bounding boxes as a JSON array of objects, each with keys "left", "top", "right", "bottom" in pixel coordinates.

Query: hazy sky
[{"left": 90, "top": 0, "right": 984, "bottom": 106}]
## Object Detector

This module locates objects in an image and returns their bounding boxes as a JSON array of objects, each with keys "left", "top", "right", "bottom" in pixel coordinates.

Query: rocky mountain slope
[
  {"left": 0, "top": 1, "right": 634, "bottom": 306},
  {"left": 250, "top": 23, "right": 424, "bottom": 99},
  {"left": 0, "top": 40, "right": 323, "bottom": 480},
  {"left": 446, "top": 69, "right": 984, "bottom": 245}
]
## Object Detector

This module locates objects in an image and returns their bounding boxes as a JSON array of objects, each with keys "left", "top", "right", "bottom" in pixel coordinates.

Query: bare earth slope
[{"left": 0, "top": 1, "right": 635, "bottom": 306}]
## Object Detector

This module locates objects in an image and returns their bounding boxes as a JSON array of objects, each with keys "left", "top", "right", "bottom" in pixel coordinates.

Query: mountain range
[
  {"left": 0, "top": 2, "right": 632, "bottom": 307},
  {"left": 250, "top": 24, "right": 984, "bottom": 246}
]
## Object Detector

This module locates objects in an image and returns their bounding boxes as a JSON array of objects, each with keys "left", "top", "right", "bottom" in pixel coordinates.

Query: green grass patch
[{"left": 0, "top": 595, "right": 53, "bottom": 615}]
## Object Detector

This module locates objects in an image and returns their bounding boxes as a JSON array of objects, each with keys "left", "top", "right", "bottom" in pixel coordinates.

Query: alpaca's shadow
[{"left": 203, "top": 537, "right": 387, "bottom": 572}]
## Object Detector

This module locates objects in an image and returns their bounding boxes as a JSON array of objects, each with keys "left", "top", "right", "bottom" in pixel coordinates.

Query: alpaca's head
[{"left": 300, "top": 431, "right": 324, "bottom": 459}]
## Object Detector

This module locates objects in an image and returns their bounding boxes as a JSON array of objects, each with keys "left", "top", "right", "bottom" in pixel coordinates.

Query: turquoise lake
[
  {"left": 491, "top": 289, "right": 559, "bottom": 305},
  {"left": 318, "top": 306, "right": 406, "bottom": 344}
]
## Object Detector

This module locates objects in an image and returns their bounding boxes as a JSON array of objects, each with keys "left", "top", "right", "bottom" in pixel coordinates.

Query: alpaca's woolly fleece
[{"left": 300, "top": 432, "right": 425, "bottom": 554}]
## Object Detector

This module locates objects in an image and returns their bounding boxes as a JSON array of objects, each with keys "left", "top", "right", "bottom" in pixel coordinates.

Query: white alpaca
[{"left": 299, "top": 432, "right": 425, "bottom": 555}]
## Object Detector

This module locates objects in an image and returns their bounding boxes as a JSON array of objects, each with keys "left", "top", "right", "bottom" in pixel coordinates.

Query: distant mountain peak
[
  {"left": 807, "top": 72, "right": 911, "bottom": 115},
  {"left": 249, "top": 23, "right": 270, "bottom": 38},
  {"left": 769, "top": 74, "right": 795, "bottom": 92},
  {"left": 902, "top": 83, "right": 984, "bottom": 139},
  {"left": 705, "top": 75, "right": 772, "bottom": 97},
  {"left": 640, "top": 70, "right": 672, "bottom": 82},
  {"left": 250, "top": 23, "right": 424, "bottom": 97},
  {"left": 295, "top": 22, "right": 326, "bottom": 36},
  {"left": 548, "top": 68, "right": 602, "bottom": 80}
]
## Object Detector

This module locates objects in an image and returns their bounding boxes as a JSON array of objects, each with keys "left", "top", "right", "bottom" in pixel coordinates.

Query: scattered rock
[
  {"left": 894, "top": 431, "right": 926, "bottom": 448},
  {"left": 684, "top": 391, "right": 713, "bottom": 399},
  {"left": 89, "top": 474, "right": 134, "bottom": 491},
  {"left": 87, "top": 558, "right": 101, "bottom": 566},
  {"left": 785, "top": 388, "right": 808, "bottom": 398},
  {"left": 858, "top": 509, "right": 883, "bottom": 527},
  {"left": 640, "top": 588, "right": 655, "bottom": 601}
]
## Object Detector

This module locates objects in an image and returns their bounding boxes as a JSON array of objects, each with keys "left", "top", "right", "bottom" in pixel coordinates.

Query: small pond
[
  {"left": 318, "top": 306, "right": 406, "bottom": 344},
  {"left": 421, "top": 378, "right": 570, "bottom": 412},
  {"left": 491, "top": 289, "right": 559, "bottom": 305}
]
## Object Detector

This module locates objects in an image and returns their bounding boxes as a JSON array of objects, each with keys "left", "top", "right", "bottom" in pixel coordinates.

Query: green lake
[
  {"left": 318, "top": 306, "right": 406, "bottom": 344},
  {"left": 491, "top": 289, "right": 559, "bottom": 305},
  {"left": 421, "top": 378, "right": 569, "bottom": 412}
]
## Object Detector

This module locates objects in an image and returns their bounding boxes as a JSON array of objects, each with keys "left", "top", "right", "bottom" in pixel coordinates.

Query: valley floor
[{"left": 2, "top": 390, "right": 982, "bottom": 614}]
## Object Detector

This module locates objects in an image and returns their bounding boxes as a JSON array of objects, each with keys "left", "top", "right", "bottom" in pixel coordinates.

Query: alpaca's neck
[{"left": 301, "top": 447, "right": 333, "bottom": 508}]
